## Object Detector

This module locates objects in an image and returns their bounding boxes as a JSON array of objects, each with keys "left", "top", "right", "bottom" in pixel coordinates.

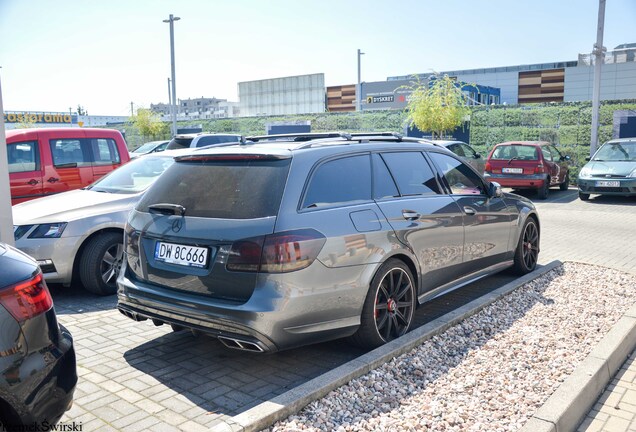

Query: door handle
[
  {"left": 26, "top": 179, "right": 39, "bottom": 186},
  {"left": 47, "top": 177, "right": 60, "bottom": 183},
  {"left": 463, "top": 206, "right": 476, "bottom": 215},
  {"left": 402, "top": 210, "right": 421, "bottom": 220}
]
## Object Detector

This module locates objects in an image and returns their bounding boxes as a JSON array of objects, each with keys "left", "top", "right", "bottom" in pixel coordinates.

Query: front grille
[{"left": 589, "top": 187, "right": 629, "bottom": 193}]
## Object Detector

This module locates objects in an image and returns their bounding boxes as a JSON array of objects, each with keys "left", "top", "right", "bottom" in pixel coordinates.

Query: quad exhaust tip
[{"left": 217, "top": 336, "right": 265, "bottom": 352}]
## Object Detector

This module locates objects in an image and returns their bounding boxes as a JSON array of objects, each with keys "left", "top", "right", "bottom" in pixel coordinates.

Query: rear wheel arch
[{"left": 382, "top": 253, "right": 420, "bottom": 297}]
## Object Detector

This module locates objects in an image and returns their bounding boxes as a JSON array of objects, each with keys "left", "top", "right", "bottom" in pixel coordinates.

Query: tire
[
  {"left": 537, "top": 179, "right": 549, "bottom": 200},
  {"left": 579, "top": 191, "right": 590, "bottom": 201},
  {"left": 512, "top": 217, "right": 540, "bottom": 275},
  {"left": 79, "top": 232, "right": 124, "bottom": 296},
  {"left": 351, "top": 259, "right": 416, "bottom": 349},
  {"left": 559, "top": 172, "right": 570, "bottom": 191}
]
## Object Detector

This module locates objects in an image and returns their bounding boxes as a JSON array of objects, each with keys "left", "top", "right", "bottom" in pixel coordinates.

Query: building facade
[
  {"left": 389, "top": 44, "right": 636, "bottom": 105},
  {"left": 238, "top": 73, "right": 326, "bottom": 117}
]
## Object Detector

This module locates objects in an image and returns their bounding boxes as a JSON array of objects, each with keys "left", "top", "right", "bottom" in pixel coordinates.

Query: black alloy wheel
[
  {"left": 351, "top": 259, "right": 416, "bottom": 348},
  {"left": 512, "top": 218, "right": 540, "bottom": 275}
]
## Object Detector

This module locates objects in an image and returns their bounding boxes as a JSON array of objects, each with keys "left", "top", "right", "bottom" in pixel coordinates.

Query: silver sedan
[{"left": 12, "top": 150, "right": 184, "bottom": 295}]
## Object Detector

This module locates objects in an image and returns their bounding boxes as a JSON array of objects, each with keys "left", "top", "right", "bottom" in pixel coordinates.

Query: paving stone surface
[{"left": 51, "top": 188, "right": 635, "bottom": 430}]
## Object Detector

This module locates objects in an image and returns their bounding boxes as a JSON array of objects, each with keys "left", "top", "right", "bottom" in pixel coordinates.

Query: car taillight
[
  {"left": 0, "top": 272, "right": 53, "bottom": 322},
  {"left": 226, "top": 229, "right": 326, "bottom": 273},
  {"left": 485, "top": 162, "right": 492, "bottom": 172},
  {"left": 534, "top": 164, "right": 545, "bottom": 174}
]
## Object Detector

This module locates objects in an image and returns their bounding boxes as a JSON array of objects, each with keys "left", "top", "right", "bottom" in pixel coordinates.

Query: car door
[
  {"left": 89, "top": 137, "right": 122, "bottom": 181},
  {"left": 549, "top": 145, "right": 569, "bottom": 183},
  {"left": 540, "top": 145, "right": 561, "bottom": 186},
  {"left": 7, "top": 140, "right": 44, "bottom": 204},
  {"left": 372, "top": 152, "right": 465, "bottom": 294},
  {"left": 45, "top": 134, "right": 95, "bottom": 194},
  {"left": 427, "top": 151, "right": 515, "bottom": 274}
]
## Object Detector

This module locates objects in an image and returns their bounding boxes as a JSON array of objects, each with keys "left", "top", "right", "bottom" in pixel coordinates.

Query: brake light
[
  {"left": 226, "top": 229, "right": 326, "bottom": 273},
  {"left": 485, "top": 162, "right": 492, "bottom": 172},
  {"left": 0, "top": 272, "right": 53, "bottom": 322},
  {"left": 534, "top": 164, "right": 545, "bottom": 174}
]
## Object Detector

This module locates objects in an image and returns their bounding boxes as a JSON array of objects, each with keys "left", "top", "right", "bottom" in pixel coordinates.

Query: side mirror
[
  {"left": 488, "top": 181, "right": 503, "bottom": 198},
  {"left": 474, "top": 153, "right": 482, "bottom": 159},
  {"left": 561, "top": 155, "right": 571, "bottom": 161},
  {"left": 585, "top": 157, "right": 591, "bottom": 161}
]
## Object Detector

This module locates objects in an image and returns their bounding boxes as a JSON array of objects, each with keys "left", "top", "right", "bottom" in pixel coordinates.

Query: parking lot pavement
[
  {"left": 53, "top": 187, "right": 636, "bottom": 430},
  {"left": 54, "top": 274, "right": 515, "bottom": 430}
]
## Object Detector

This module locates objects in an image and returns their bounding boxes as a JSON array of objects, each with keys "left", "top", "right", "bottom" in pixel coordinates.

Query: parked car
[
  {"left": 130, "top": 140, "right": 170, "bottom": 158},
  {"left": 165, "top": 133, "right": 244, "bottom": 150},
  {"left": 432, "top": 140, "right": 485, "bottom": 173},
  {"left": 0, "top": 242, "right": 76, "bottom": 428},
  {"left": 6, "top": 128, "right": 131, "bottom": 205},
  {"left": 12, "top": 150, "right": 186, "bottom": 295},
  {"left": 484, "top": 141, "right": 570, "bottom": 199},
  {"left": 578, "top": 138, "right": 636, "bottom": 200},
  {"left": 117, "top": 133, "right": 540, "bottom": 353}
]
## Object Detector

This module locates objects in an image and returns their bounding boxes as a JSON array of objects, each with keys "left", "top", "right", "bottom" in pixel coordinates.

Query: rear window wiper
[
  {"left": 148, "top": 203, "right": 186, "bottom": 216},
  {"left": 507, "top": 157, "right": 518, "bottom": 164}
]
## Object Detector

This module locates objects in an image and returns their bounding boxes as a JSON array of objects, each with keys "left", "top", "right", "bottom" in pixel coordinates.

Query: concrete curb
[
  {"left": 519, "top": 303, "right": 636, "bottom": 432},
  {"left": 212, "top": 260, "right": 563, "bottom": 432}
]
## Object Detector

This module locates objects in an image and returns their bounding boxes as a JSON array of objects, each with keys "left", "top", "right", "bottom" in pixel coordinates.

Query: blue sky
[{"left": 1, "top": 0, "right": 635, "bottom": 116}]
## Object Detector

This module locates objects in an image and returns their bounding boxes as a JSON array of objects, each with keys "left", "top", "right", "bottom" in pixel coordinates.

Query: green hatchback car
[{"left": 578, "top": 138, "right": 636, "bottom": 200}]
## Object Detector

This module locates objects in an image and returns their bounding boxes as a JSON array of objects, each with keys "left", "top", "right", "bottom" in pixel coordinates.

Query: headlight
[
  {"left": 28, "top": 223, "right": 68, "bottom": 239},
  {"left": 578, "top": 167, "right": 592, "bottom": 179},
  {"left": 630, "top": 168, "right": 636, "bottom": 178}
]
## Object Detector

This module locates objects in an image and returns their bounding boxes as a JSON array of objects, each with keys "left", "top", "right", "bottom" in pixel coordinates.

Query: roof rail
[
  {"left": 350, "top": 132, "right": 404, "bottom": 141},
  {"left": 246, "top": 132, "right": 352, "bottom": 142}
]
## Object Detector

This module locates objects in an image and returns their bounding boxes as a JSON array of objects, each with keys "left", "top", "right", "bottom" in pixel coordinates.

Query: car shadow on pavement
[
  {"left": 48, "top": 282, "right": 117, "bottom": 315},
  {"left": 120, "top": 270, "right": 526, "bottom": 421},
  {"left": 506, "top": 188, "right": 578, "bottom": 204},
  {"left": 579, "top": 195, "right": 636, "bottom": 206}
]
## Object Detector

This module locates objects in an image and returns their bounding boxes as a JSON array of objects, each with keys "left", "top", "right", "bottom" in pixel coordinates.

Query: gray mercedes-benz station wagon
[{"left": 117, "top": 133, "right": 540, "bottom": 353}]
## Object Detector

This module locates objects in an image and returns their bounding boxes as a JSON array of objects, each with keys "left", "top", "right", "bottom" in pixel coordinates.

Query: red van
[{"left": 6, "top": 128, "right": 130, "bottom": 204}]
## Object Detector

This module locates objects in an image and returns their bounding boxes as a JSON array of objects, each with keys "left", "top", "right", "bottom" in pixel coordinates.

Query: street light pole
[
  {"left": 590, "top": 0, "right": 606, "bottom": 157},
  {"left": 163, "top": 14, "right": 180, "bottom": 136},
  {"left": 0, "top": 72, "right": 14, "bottom": 246},
  {"left": 356, "top": 49, "right": 364, "bottom": 111},
  {"left": 167, "top": 77, "right": 172, "bottom": 120}
]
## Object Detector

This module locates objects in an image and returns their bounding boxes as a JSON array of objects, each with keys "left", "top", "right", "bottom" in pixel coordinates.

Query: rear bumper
[
  {"left": 577, "top": 178, "right": 636, "bottom": 196},
  {"left": 2, "top": 324, "right": 77, "bottom": 427},
  {"left": 116, "top": 258, "right": 369, "bottom": 352},
  {"left": 484, "top": 173, "right": 547, "bottom": 189}
]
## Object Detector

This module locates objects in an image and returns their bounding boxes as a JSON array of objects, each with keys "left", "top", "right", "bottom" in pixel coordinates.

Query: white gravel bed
[{"left": 269, "top": 262, "right": 636, "bottom": 432}]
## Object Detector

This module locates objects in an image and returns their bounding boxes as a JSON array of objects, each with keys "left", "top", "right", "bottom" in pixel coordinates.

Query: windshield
[
  {"left": 593, "top": 142, "right": 636, "bottom": 161},
  {"left": 166, "top": 137, "right": 194, "bottom": 150},
  {"left": 133, "top": 142, "right": 162, "bottom": 154},
  {"left": 137, "top": 158, "right": 291, "bottom": 219},
  {"left": 491, "top": 145, "right": 538, "bottom": 160},
  {"left": 86, "top": 155, "right": 175, "bottom": 194}
]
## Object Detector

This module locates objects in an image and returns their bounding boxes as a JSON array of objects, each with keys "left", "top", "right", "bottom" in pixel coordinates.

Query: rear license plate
[
  {"left": 502, "top": 167, "right": 523, "bottom": 174},
  {"left": 154, "top": 242, "right": 209, "bottom": 268},
  {"left": 595, "top": 180, "right": 620, "bottom": 187}
]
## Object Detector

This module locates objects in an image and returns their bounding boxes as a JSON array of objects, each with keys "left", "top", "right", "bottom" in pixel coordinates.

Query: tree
[
  {"left": 404, "top": 74, "right": 473, "bottom": 139},
  {"left": 76, "top": 105, "right": 87, "bottom": 116},
  {"left": 128, "top": 108, "right": 170, "bottom": 141}
]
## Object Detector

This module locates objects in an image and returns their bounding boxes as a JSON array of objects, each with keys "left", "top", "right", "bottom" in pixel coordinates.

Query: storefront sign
[
  {"left": 367, "top": 95, "right": 394, "bottom": 104},
  {"left": 4, "top": 112, "right": 76, "bottom": 124}
]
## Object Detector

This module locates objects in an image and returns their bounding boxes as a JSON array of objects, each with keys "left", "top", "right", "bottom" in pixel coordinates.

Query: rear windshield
[
  {"left": 137, "top": 158, "right": 291, "bottom": 219},
  {"left": 491, "top": 145, "right": 538, "bottom": 160},
  {"left": 165, "top": 137, "right": 194, "bottom": 150}
]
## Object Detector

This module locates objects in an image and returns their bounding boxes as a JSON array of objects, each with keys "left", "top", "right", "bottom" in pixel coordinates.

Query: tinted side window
[
  {"left": 303, "top": 155, "right": 371, "bottom": 208},
  {"left": 92, "top": 138, "right": 121, "bottom": 165},
  {"left": 381, "top": 152, "right": 440, "bottom": 196},
  {"left": 49, "top": 139, "right": 90, "bottom": 167},
  {"left": 372, "top": 154, "right": 399, "bottom": 199},
  {"left": 7, "top": 141, "right": 39, "bottom": 173},
  {"left": 429, "top": 152, "right": 486, "bottom": 195},
  {"left": 460, "top": 143, "right": 477, "bottom": 158}
]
